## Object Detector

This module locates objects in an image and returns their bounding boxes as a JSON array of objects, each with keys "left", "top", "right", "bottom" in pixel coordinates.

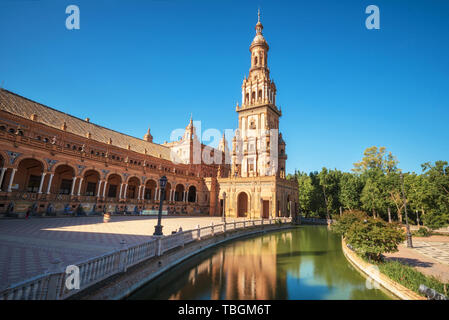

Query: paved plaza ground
[
  {"left": 0, "top": 215, "right": 243, "bottom": 291},
  {"left": 384, "top": 235, "right": 449, "bottom": 283}
]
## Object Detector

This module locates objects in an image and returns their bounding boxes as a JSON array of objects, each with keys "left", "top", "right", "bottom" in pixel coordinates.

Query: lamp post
[
  {"left": 153, "top": 176, "right": 167, "bottom": 236},
  {"left": 400, "top": 172, "right": 413, "bottom": 248},
  {"left": 222, "top": 192, "right": 226, "bottom": 223}
]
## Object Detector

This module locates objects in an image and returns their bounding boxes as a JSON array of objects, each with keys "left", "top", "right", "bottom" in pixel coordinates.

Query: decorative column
[
  {"left": 137, "top": 185, "right": 141, "bottom": 200},
  {"left": 7, "top": 169, "right": 17, "bottom": 192},
  {"left": 154, "top": 187, "right": 158, "bottom": 201},
  {"left": 96, "top": 180, "right": 103, "bottom": 197},
  {"left": 158, "top": 188, "right": 161, "bottom": 201},
  {"left": 141, "top": 185, "right": 146, "bottom": 200},
  {"left": 123, "top": 184, "right": 128, "bottom": 200},
  {"left": 195, "top": 192, "right": 198, "bottom": 203},
  {"left": 0, "top": 168, "right": 7, "bottom": 191},
  {"left": 77, "top": 178, "right": 83, "bottom": 196},
  {"left": 46, "top": 174, "right": 54, "bottom": 194},
  {"left": 37, "top": 172, "right": 47, "bottom": 194},
  {"left": 102, "top": 181, "right": 108, "bottom": 198},
  {"left": 70, "top": 177, "right": 77, "bottom": 196},
  {"left": 119, "top": 183, "right": 124, "bottom": 200}
]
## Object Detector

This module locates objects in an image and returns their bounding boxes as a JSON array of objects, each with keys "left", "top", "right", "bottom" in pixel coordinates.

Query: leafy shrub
[
  {"left": 331, "top": 210, "right": 368, "bottom": 237},
  {"left": 412, "top": 227, "right": 432, "bottom": 237},
  {"left": 345, "top": 217, "right": 405, "bottom": 261},
  {"left": 378, "top": 260, "right": 447, "bottom": 296}
]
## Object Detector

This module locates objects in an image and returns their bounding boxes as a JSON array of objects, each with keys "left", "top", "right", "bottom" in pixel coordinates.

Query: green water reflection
[{"left": 128, "top": 226, "right": 394, "bottom": 300}]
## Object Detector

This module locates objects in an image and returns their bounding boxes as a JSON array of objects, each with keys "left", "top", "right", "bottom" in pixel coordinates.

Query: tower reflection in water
[{"left": 172, "top": 234, "right": 285, "bottom": 300}]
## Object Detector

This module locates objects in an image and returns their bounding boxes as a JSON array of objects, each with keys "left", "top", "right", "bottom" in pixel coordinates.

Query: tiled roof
[{"left": 0, "top": 89, "right": 172, "bottom": 160}]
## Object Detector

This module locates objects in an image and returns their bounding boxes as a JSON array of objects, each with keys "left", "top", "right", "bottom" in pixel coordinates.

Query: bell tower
[{"left": 232, "top": 10, "right": 286, "bottom": 179}]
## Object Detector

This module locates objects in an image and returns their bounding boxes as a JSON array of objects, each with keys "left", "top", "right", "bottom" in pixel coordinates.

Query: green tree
[
  {"left": 318, "top": 168, "right": 342, "bottom": 219},
  {"left": 309, "top": 171, "right": 327, "bottom": 218},
  {"left": 360, "top": 169, "right": 385, "bottom": 219},
  {"left": 345, "top": 218, "right": 405, "bottom": 261},
  {"left": 419, "top": 161, "right": 449, "bottom": 229},
  {"left": 296, "top": 171, "right": 314, "bottom": 216},
  {"left": 339, "top": 173, "right": 363, "bottom": 211},
  {"left": 383, "top": 172, "right": 404, "bottom": 223},
  {"left": 352, "top": 146, "right": 398, "bottom": 174}
]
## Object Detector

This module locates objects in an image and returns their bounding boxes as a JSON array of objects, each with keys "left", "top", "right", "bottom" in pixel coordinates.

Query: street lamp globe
[{"left": 159, "top": 175, "right": 167, "bottom": 189}]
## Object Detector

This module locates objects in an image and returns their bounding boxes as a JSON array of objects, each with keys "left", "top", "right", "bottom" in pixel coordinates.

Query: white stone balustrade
[{"left": 0, "top": 217, "right": 291, "bottom": 300}]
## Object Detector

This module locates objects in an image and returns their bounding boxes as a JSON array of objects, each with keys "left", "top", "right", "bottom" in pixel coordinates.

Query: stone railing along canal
[{"left": 0, "top": 217, "right": 292, "bottom": 300}]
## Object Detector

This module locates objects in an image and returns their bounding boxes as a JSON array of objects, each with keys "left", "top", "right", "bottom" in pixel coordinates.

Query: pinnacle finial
[{"left": 255, "top": 8, "right": 263, "bottom": 34}]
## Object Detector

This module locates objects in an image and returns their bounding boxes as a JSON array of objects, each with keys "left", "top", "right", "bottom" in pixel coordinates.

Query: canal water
[{"left": 128, "top": 226, "right": 394, "bottom": 300}]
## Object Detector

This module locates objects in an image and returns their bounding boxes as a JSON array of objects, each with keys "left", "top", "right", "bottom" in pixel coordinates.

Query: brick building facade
[{"left": 0, "top": 13, "right": 298, "bottom": 220}]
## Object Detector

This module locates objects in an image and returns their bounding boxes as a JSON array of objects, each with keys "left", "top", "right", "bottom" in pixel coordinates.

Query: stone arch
[
  {"left": 237, "top": 191, "right": 249, "bottom": 217},
  {"left": 144, "top": 179, "right": 157, "bottom": 200},
  {"left": 15, "top": 158, "right": 46, "bottom": 193},
  {"left": 125, "top": 175, "right": 141, "bottom": 184},
  {"left": 13, "top": 155, "right": 48, "bottom": 172},
  {"left": 188, "top": 185, "right": 196, "bottom": 203},
  {"left": 106, "top": 173, "right": 122, "bottom": 199},
  {"left": 175, "top": 184, "right": 185, "bottom": 202},
  {"left": 53, "top": 164, "right": 76, "bottom": 195},
  {"left": 163, "top": 182, "right": 172, "bottom": 202},
  {"left": 0, "top": 150, "right": 9, "bottom": 167},
  {"left": 105, "top": 171, "right": 124, "bottom": 182},
  {"left": 126, "top": 176, "right": 140, "bottom": 199},
  {"left": 82, "top": 169, "right": 101, "bottom": 196}
]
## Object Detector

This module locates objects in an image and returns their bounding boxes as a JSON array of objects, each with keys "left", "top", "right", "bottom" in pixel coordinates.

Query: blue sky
[{"left": 1, "top": 0, "right": 448, "bottom": 174}]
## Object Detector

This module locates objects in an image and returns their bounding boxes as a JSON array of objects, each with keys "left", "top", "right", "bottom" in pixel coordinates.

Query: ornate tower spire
[
  {"left": 184, "top": 115, "right": 197, "bottom": 141},
  {"left": 256, "top": 8, "right": 263, "bottom": 34},
  {"left": 233, "top": 12, "right": 283, "bottom": 178},
  {"left": 143, "top": 126, "right": 153, "bottom": 142},
  {"left": 241, "top": 9, "right": 276, "bottom": 107}
]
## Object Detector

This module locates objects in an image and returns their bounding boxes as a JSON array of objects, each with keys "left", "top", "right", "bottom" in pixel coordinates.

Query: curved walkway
[{"left": 384, "top": 236, "right": 449, "bottom": 283}]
